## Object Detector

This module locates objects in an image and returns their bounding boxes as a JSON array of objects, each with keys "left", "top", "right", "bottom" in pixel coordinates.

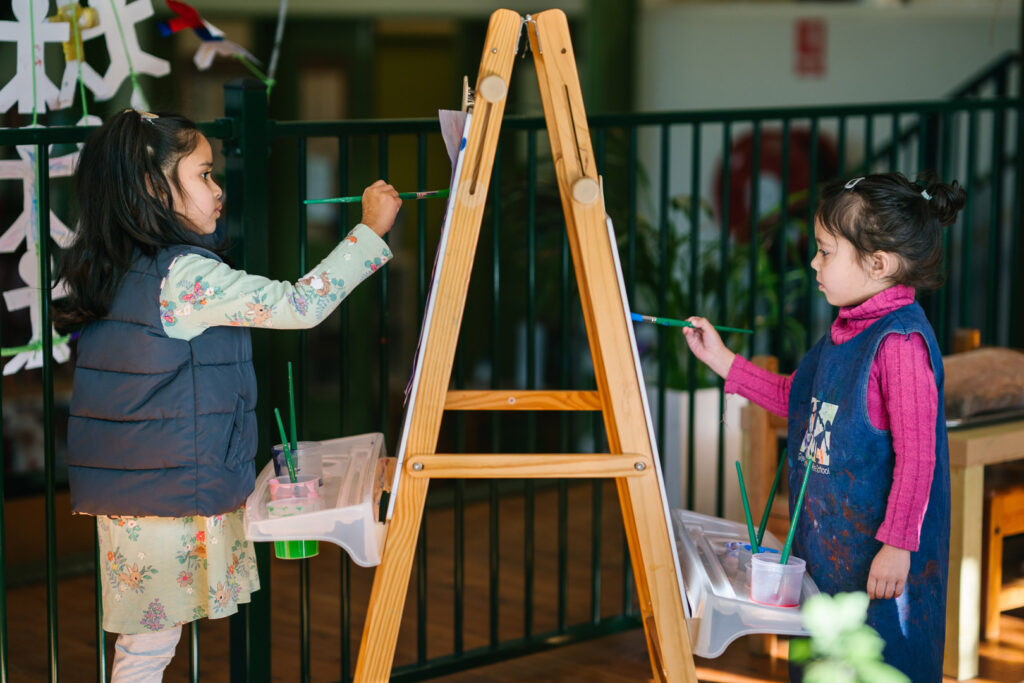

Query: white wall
[
  {"left": 638, "top": 1, "right": 1020, "bottom": 111},
  {"left": 630, "top": 1, "right": 1018, "bottom": 247}
]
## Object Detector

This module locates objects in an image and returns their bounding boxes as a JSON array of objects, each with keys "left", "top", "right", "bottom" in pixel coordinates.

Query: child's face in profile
[
  {"left": 171, "top": 134, "right": 222, "bottom": 235},
  {"left": 811, "top": 218, "right": 890, "bottom": 307}
]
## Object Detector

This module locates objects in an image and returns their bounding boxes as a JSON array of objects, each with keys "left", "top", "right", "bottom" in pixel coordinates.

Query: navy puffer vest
[{"left": 68, "top": 245, "right": 257, "bottom": 516}]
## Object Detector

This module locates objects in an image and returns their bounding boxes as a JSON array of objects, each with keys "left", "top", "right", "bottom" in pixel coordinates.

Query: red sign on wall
[{"left": 795, "top": 18, "right": 827, "bottom": 78}]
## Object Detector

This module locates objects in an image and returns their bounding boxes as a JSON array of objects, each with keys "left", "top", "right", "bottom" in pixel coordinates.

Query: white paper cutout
[
  {"left": 0, "top": 130, "right": 86, "bottom": 375},
  {"left": 51, "top": 3, "right": 108, "bottom": 110},
  {"left": 193, "top": 35, "right": 261, "bottom": 72},
  {"left": 79, "top": 0, "right": 170, "bottom": 103},
  {"left": 0, "top": 0, "right": 71, "bottom": 114}
]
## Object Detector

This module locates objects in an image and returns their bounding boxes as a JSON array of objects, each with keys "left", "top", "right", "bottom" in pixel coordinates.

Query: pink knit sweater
[{"left": 725, "top": 284, "right": 937, "bottom": 552}]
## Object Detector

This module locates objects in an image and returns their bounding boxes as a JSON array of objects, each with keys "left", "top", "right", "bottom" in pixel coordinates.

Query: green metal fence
[{"left": 1, "top": 75, "right": 1021, "bottom": 681}]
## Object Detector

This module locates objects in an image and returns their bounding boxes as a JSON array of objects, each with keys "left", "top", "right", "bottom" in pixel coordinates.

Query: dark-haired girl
[
  {"left": 683, "top": 172, "right": 964, "bottom": 682},
  {"left": 55, "top": 110, "right": 401, "bottom": 681}
]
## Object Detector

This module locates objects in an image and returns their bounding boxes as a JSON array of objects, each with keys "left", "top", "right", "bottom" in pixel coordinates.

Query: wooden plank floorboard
[{"left": 6, "top": 481, "right": 1024, "bottom": 681}]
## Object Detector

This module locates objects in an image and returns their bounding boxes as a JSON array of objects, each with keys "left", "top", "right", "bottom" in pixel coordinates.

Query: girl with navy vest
[
  {"left": 682, "top": 172, "right": 964, "bottom": 682},
  {"left": 54, "top": 110, "right": 401, "bottom": 681}
]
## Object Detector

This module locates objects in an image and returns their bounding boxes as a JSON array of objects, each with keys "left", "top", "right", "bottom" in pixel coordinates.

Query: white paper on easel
[
  {"left": 388, "top": 109, "right": 472, "bottom": 520},
  {"left": 604, "top": 198, "right": 691, "bottom": 621}
]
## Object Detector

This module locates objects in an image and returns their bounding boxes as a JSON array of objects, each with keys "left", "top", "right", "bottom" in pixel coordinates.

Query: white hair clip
[
  {"left": 844, "top": 177, "right": 865, "bottom": 190},
  {"left": 921, "top": 189, "right": 932, "bottom": 201}
]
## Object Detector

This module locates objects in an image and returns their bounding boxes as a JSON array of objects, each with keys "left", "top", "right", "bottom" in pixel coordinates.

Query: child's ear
[{"left": 870, "top": 251, "right": 899, "bottom": 281}]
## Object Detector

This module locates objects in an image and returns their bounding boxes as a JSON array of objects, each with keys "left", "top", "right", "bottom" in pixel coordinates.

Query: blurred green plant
[
  {"left": 624, "top": 192, "right": 808, "bottom": 389},
  {"left": 789, "top": 592, "right": 909, "bottom": 683}
]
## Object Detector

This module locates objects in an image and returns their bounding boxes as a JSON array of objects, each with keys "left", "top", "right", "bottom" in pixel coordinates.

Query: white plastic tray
[
  {"left": 672, "top": 508, "right": 818, "bottom": 658},
  {"left": 244, "top": 433, "right": 390, "bottom": 567}
]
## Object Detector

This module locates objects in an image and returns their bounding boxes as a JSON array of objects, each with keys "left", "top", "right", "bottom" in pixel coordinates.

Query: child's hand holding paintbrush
[{"left": 680, "top": 316, "right": 737, "bottom": 380}]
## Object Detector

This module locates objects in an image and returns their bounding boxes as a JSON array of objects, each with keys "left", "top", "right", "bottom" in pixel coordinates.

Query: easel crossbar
[
  {"left": 404, "top": 453, "right": 651, "bottom": 479},
  {"left": 445, "top": 389, "right": 602, "bottom": 411}
]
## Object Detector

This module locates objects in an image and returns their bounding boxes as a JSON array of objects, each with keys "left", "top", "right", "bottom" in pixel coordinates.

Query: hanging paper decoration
[
  {"left": 159, "top": 0, "right": 266, "bottom": 78},
  {"left": 0, "top": 130, "right": 92, "bottom": 375},
  {"left": 0, "top": 0, "right": 70, "bottom": 115},
  {"left": 81, "top": 0, "right": 170, "bottom": 109},
  {"left": 49, "top": 2, "right": 104, "bottom": 111}
]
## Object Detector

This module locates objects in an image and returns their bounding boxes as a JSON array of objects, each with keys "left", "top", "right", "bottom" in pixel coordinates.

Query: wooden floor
[{"left": 7, "top": 482, "right": 1024, "bottom": 682}]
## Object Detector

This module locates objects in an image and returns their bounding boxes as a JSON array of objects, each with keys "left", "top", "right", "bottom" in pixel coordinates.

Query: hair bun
[{"left": 916, "top": 171, "right": 966, "bottom": 225}]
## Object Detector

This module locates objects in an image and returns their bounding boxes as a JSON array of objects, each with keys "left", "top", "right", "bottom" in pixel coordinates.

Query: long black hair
[
  {"left": 53, "top": 110, "right": 218, "bottom": 331},
  {"left": 816, "top": 171, "right": 966, "bottom": 291}
]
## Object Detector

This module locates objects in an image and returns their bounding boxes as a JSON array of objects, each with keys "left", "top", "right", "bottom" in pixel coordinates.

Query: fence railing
[{"left": 0, "top": 77, "right": 1020, "bottom": 681}]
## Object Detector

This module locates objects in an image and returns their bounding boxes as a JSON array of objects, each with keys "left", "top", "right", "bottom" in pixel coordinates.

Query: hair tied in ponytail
[{"left": 122, "top": 108, "right": 159, "bottom": 124}]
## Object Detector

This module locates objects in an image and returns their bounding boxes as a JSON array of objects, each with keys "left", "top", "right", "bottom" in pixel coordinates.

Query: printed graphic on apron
[{"left": 798, "top": 397, "right": 837, "bottom": 474}]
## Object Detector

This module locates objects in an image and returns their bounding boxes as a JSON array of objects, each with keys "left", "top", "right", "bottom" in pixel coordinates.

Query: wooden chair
[{"left": 982, "top": 472, "right": 1024, "bottom": 639}]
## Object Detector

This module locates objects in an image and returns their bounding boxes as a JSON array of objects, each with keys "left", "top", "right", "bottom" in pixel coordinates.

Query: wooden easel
[{"left": 355, "top": 9, "right": 697, "bottom": 682}]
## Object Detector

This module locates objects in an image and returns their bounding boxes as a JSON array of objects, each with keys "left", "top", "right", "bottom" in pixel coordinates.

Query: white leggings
[{"left": 111, "top": 626, "right": 182, "bottom": 682}]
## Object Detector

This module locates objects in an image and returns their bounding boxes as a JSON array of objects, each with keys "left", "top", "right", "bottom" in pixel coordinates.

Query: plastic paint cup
[
  {"left": 268, "top": 475, "right": 318, "bottom": 500},
  {"left": 267, "top": 474, "right": 321, "bottom": 560},
  {"left": 750, "top": 552, "right": 805, "bottom": 607},
  {"left": 271, "top": 442, "right": 323, "bottom": 485}
]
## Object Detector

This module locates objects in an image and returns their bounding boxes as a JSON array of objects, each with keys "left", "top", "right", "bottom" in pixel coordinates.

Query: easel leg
[
  {"left": 355, "top": 476, "right": 430, "bottom": 682},
  {"left": 617, "top": 474, "right": 697, "bottom": 683}
]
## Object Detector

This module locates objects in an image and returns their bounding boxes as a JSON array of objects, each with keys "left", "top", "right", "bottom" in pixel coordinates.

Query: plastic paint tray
[
  {"left": 244, "top": 433, "right": 391, "bottom": 567},
  {"left": 672, "top": 508, "right": 819, "bottom": 658}
]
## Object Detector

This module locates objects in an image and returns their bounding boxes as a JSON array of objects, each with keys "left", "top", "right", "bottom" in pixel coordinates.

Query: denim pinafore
[{"left": 787, "top": 302, "right": 949, "bottom": 683}]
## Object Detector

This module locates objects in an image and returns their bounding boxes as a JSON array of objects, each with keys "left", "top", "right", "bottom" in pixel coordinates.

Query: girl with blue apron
[{"left": 787, "top": 302, "right": 950, "bottom": 683}]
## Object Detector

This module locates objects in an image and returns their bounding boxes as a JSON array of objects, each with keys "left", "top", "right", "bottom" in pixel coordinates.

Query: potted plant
[
  {"left": 791, "top": 592, "right": 909, "bottom": 683},
  {"left": 619, "top": 188, "right": 809, "bottom": 514}
]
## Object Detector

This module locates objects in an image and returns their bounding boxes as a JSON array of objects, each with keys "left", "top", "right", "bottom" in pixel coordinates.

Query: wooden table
[{"left": 945, "top": 419, "right": 1024, "bottom": 680}]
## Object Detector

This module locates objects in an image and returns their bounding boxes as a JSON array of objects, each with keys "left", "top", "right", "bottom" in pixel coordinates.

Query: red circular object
[{"left": 713, "top": 129, "right": 838, "bottom": 244}]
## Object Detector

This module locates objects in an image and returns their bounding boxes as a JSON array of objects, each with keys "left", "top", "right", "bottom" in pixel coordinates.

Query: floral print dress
[{"left": 97, "top": 224, "right": 392, "bottom": 634}]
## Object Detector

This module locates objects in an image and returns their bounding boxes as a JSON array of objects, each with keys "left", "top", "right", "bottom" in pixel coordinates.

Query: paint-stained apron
[{"left": 787, "top": 302, "right": 949, "bottom": 683}]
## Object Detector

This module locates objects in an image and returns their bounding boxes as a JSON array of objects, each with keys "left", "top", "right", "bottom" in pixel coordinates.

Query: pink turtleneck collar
[{"left": 831, "top": 284, "right": 917, "bottom": 345}]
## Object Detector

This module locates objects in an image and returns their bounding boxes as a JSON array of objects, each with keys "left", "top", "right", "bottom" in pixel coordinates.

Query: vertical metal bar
[
  {"left": 295, "top": 136, "right": 312, "bottom": 683},
  {"left": 0, "top": 272, "right": 6, "bottom": 682},
  {"left": 961, "top": 109, "right": 978, "bottom": 331},
  {"left": 336, "top": 134, "right": 354, "bottom": 682},
  {"left": 189, "top": 622, "right": 199, "bottom": 682},
  {"left": 889, "top": 112, "right": 899, "bottom": 170},
  {"left": 938, "top": 111, "right": 954, "bottom": 351},
  {"left": 224, "top": 78, "right": 272, "bottom": 683},
  {"left": 715, "top": 121, "right": 732, "bottom": 519},
  {"left": 95, "top": 529, "right": 105, "bottom": 682},
  {"left": 776, "top": 118, "right": 790, "bottom": 363},
  {"left": 988, "top": 103, "right": 1005, "bottom": 344},
  {"left": 917, "top": 111, "right": 942, "bottom": 332},
  {"left": 36, "top": 141, "right": 59, "bottom": 683},
  {"left": 686, "top": 123, "right": 700, "bottom": 510},
  {"left": 489, "top": 140, "right": 502, "bottom": 648},
  {"left": 627, "top": 126, "right": 638, "bottom": 302},
  {"left": 300, "top": 556, "right": 311, "bottom": 683},
  {"left": 656, "top": 124, "right": 670, "bottom": 461},
  {"left": 377, "top": 134, "right": 390, "bottom": 434},
  {"left": 411, "top": 136, "right": 428, "bottom": 670},
  {"left": 418, "top": 133, "right": 429, "bottom": 311},
  {"left": 590, "top": 128, "right": 608, "bottom": 622},
  {"left": 837, "top": 116, "right": 848, "bottom": 174},
  {"left": 867, "top": 110, "right": 877, "bottom": 161},
  {"left": 524, "top": 128, "right": 538, "bottom": 638},
  {"left": 806, "top": 117, "right": 819, "bottom": 350},
  {"left": 748, "top": 121, "right": 761, "bottom": 352},
  {"left": 557, "top": 476, "right": 568, "bottom": 633}
]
